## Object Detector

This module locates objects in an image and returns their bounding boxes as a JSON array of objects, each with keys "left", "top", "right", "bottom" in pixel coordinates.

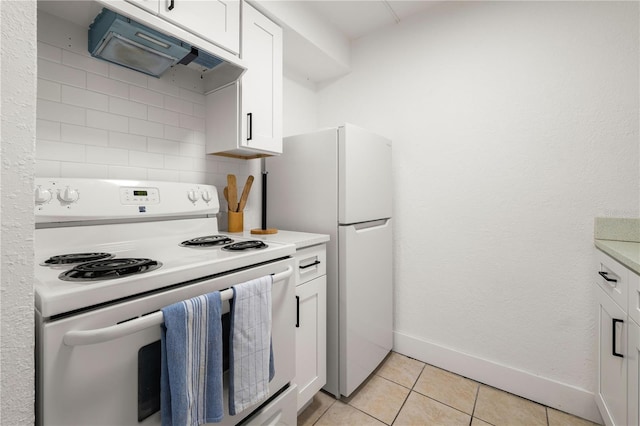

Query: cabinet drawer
[
  {"left": 597, "top": 250, "right": 630, "bottom": 312},
  {"left": 294, "top": 245, "right": 326, "bottom": 286}
]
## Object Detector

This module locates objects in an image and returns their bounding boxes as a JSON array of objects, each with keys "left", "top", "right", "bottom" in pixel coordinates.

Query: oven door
[{"left": 36, "top": 258, "right": 296, "bottom": 426}]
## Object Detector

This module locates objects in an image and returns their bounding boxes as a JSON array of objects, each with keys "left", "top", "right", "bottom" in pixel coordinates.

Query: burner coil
[
  {"left": 180, "top": 235, "right": 234, "bottom": 247},
  {"left": 59, "top": 258, "right": 162, "bottom": 282},
  {"left": 222, "top": 240, "right": 268, "bottom": 251},
  {"left": 42, "top": 252, "right": 114, "bottom": 266}
]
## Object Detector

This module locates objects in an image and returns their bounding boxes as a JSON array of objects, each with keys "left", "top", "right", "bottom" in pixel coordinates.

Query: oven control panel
[
  {"left": 34, "top": 178, "right": 220, "bottom": 223},
  {"left": 120, "top": 187, "right": 160, "bottom": 205}
]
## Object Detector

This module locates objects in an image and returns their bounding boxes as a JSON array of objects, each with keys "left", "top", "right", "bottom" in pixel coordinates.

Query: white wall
[
  {"left": 316, "top": 1, "right": 639, "bottom": 421},
  {"left": 283, "top": 71, "right": 318, "bottom": 137},
  {"left": 36, "top": 10, "right": 262, "bottom": 230},
  {"left": 1, "top": 0, "right": 37, "bottom": 423}
]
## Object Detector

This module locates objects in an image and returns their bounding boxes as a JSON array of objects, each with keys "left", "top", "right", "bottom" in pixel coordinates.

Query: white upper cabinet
[
  {"left": 205, "top": 2, "right": 283, "bottom": 158},
  {"left": 240, "top": 2, "right": 283, "bottom": 154},
  {"left": 125, "top": 0, "right": 240, "bottom": 54},
  {"left": 126, "top": 0, "right": 159, "bottom": 14},
  {"left": 159, "top": 0, "right": 239, "bottom": 54}
]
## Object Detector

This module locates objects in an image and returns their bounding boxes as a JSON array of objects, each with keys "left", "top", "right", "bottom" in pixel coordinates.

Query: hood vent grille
[{"left": 89, "top": 8, "right": 223, "bottom": 78}]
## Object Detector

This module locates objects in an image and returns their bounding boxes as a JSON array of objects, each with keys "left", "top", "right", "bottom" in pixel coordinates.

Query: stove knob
[
  {"left": 58, "top": 186, "right": 79, "bottom": 203},
  {"left": 34, "top": 186, "right": 52, "bottom": 205},
  {"left": 187, "top": 190, "right": 199, "bottom": 203},
  {"left": 201, "top": 190, "right": 213, "bottom": 203}
]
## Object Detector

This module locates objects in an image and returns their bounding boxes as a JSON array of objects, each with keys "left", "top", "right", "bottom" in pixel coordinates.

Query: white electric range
[{"left": 34, "top": 178, "right": 298, "bottom": 426}]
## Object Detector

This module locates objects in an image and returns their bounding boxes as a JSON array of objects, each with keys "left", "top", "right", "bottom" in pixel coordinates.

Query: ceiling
[
  {"left": 37, "top": 0, "right": 441, "bottom": 83},
  {"left": 299, "top": 0, "right": 439, "bottom": 41},
  {"left": 275, "top": 1, "right": 441, "bottom": 82}
]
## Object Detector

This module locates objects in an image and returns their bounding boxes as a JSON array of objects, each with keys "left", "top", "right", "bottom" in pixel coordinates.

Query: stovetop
[
  {"left": 33, "top": 178, "right": 296, "bottom": 318},
  {"left": 35, "top": 219, "right": 295, "bottom": 318}
]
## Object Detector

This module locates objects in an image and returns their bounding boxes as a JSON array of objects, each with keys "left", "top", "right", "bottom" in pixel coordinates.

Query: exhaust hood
[{"left": 88, "top": 8, "right": 236, "bottom": 80}]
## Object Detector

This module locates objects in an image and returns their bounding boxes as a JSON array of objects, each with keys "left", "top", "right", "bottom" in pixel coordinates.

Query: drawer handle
[
  {"left": 613, "top": 318, "right": 624, "bottom": 358},
  {"left": 599, "top": 271, "right": 618, "bottom": 283},
  {"left": 299, "top": 260, "right": 321, "bottom": 270},
  {"left": 168, "top": 0, "right": 174, "bottom": 10}
]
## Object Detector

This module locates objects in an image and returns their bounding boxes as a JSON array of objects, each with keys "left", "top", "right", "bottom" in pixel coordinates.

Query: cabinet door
[
  {"left": 295, "top": 276, "right": 327, "bottom": 411},
  {"left": 597, "top": 287, "right": 628, "bottom": 426},
  {"left": 240, "top": 2, "right": 283, "bottom": 155},
  {"left": 629, "top": 319, "right": 640, "bottom": 426},
  {"left": 126, "top": 0, "right": 159, "bottom": 14},
  {"left": 158, "top": 0, "right": 239, "bottom": 54}
]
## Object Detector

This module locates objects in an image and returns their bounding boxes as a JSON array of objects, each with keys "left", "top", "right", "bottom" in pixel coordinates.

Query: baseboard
[{"left": 393, "top": 331, "right": 603, "bottom": 424}]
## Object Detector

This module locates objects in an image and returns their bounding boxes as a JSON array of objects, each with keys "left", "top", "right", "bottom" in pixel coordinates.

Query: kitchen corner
[{"left": 3, "top": 0, "right": 637, "bottom": 423}]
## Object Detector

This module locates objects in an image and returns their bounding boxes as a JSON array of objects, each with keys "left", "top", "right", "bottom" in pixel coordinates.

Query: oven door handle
[{"left": 63, "top": 266, "right": 294, "bottom": 347}]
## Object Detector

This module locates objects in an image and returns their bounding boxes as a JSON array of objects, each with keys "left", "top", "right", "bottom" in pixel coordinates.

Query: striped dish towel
[
  {"left": 161, "top": 292, "right": 224, "bottom": 426},
  {"left": 229, "top": 275, "right": 275, "bottom": 415}
]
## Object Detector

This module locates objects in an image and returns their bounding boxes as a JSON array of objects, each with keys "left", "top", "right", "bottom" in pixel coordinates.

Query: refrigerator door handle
[{"left": 351, "top": 218, "right": 390, "bottom": 231}]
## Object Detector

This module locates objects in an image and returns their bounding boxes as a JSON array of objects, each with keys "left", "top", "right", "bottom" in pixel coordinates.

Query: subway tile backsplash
[{"left": 35, "top": 10, "right": 254, "bottom": 199}]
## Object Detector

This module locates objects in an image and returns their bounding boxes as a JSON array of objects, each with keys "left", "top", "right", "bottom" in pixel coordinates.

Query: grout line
[
  {"left": 388, "top": 389, "right": 411, "bottom": 425},
  {"left": 471, "top": 383, "right": 480, "bottom": 418},
  {"left": 310, "top": 398, "right": 335, "bottom": 426},
  {"left": 545, "top": 406, "right": 549, "bottom": 426},
  {"left": 409, "top": 363, "right": 426, "bottom": 389},
  {"left": 347, "top": 401, "right": 394, "bottom": 426}
]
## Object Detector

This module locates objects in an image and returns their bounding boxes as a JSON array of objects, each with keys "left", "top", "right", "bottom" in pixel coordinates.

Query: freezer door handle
[{"left": 351, "top": 218, "right": 390, "bottom": 231}]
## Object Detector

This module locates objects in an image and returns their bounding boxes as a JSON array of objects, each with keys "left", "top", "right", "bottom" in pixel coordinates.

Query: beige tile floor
[{"left": 297, "top": 352, "right": 601, "bottom": 426}]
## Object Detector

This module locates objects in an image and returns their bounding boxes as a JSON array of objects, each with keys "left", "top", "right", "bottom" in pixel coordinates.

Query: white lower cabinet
[
  {"left": 296, "top": 276, "right": 327, "bottom": 411},
  {"left": 293, "top": 245, "right": 327, "bottom": 411},
  {"left": 596, "top": 286, "right": 627, "bottom": 426},
  {"left": 595, "top": 249, "right": 640, "bottom": 426},
  {"left": 628, "top": 318, "right": 640, "bottom": 426}
]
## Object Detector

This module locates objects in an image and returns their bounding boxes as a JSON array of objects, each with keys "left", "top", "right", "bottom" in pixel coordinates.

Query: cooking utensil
[
  {"left": 227, "top": 174, "right": 238, "bottom": 212},
  {"left": 223, "top": 186, "right": 229, "bottom": 204},
  {"left": 237, "top": 175, "right": 254, "bottom": 212}
]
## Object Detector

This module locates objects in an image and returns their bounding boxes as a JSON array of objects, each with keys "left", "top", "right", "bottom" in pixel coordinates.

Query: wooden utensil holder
[{"left": 228, "top": 210, "right": 243, "bottom": 233}]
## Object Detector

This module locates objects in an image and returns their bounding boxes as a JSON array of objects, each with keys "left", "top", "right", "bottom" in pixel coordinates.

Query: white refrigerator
[{"left": 266, "top": 123, "right": 393, "bottom": 398}]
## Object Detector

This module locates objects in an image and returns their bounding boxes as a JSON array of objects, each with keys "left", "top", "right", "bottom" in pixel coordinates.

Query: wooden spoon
[
  {"left": 227, "top": 174, "right": 238, "bottom": 212},
  {"left": 237, "top": 175, "right": 254, "bottom": 212}
]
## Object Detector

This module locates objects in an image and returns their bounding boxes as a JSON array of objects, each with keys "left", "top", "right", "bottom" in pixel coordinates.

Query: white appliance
[
  {"left": 266, "top": 123, "right": 393, "bottom": 398},
  {"left": 34, "top": 178, "right": 298, "bottom": 426}
]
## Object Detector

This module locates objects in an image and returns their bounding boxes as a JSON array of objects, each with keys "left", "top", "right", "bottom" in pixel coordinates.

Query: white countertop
[
  {"left": 595, "top": 239, "right": 640, "bottom": 275},
  {"left": 228, "top": 230, "right": 330, "bottom": 250}
]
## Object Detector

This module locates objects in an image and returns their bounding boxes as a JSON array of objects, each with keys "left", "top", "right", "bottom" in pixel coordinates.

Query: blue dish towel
[
  {"left": 161, "top": 292, "right": 224, "bottom": 426},
  {"left": 229, "top": 275, "right": 275, "bottom": 415}
]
